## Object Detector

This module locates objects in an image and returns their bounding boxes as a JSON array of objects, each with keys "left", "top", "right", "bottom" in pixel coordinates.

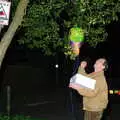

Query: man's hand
[{"left": 69, "top": 83, "right": 82, "bottom": 90}]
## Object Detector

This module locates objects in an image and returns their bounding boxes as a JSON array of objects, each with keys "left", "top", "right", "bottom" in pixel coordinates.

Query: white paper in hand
[{"left": 70, "top": 73, "right": 96, "bottom": 90}]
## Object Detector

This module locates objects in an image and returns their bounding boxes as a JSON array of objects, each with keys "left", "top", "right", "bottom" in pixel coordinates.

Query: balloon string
[
  {"left": 69, "top": 56, "right": 80, "bottom": 117},
  {"left": 72, "top": 56, "right": 80, "bottom": 75}
]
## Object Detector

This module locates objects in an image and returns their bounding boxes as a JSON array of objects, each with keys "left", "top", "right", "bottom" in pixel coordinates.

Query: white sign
[
  {"left": 0, "top": 0, "right": 11, "bottom": 25},
  {"left": 70, "top": 73, "right": 96, "bottom": 90}
]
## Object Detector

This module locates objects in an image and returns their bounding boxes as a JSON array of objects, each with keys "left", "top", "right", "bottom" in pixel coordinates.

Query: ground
[{"left": 1, "top": 86, "right": 119, "bottom": 120}]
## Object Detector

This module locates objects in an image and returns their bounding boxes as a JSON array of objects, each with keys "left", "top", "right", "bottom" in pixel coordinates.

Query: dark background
[
  {"left": 0, "top": 20, "right": 120, "bottom": 119},
  {"left": 1, "top": 20, "right": 120, "bottom": 94}
]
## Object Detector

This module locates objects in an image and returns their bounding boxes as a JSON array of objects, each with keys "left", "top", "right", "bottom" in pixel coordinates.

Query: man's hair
[{"left": 103, "top": 58, "right": 108, "bottom": 71}]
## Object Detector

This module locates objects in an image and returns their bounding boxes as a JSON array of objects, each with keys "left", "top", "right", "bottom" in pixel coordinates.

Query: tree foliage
[
  {"left": 16, "top": 0, "right": 120, "bottom": 56},
  {"left": 66, "top": 0, "right": 120, "bottom": 46},
  {"left": 17, "top": 0, "right": 67, "bottom": 55}
]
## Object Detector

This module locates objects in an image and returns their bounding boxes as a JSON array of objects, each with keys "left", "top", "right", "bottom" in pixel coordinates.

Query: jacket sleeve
[
  {"left": 77, "top": 67, "right": 87, "bottom": 75},
  {"left": 77, "top": 78, "right": 100, "bottom": 97}
]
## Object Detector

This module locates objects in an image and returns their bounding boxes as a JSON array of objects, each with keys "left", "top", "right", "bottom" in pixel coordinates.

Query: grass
[{"left": 0, "top": 115, "right": 47, "bottom": 120}]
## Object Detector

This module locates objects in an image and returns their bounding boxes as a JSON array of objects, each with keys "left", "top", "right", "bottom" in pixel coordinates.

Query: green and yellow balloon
[
  {"left": 69, "top": 27, "right": 84, "bottom": 42},
  {"left": 69, "top": 27, "right": 84, "bottom": 55}
]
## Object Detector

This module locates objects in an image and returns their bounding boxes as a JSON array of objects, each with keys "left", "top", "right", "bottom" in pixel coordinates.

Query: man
[{"left": 69, "top": 58, "right": 108, "bottom": 120}]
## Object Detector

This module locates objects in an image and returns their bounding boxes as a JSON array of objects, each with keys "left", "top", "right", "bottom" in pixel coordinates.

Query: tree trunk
[{"left": 0, "top": 0, "right": 29, "bottom": 67}]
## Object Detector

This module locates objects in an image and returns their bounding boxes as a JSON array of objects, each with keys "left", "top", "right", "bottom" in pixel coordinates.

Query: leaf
[{"left": 15, "top": 0, "right": 120, "bottom": 59}]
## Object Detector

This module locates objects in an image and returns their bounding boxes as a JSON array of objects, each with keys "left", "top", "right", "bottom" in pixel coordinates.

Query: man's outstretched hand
[{"left": 80, "top": 61, "right": 87, "bottom": 69}]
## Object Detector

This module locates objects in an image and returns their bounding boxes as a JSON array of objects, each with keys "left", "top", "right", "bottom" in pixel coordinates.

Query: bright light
[
  {"left": 55, "top": 64, "right": 59, "bottom": 68},
  {"left": 109, "top": 90, "right": 113, "bottom": 94},
  {"left": 109, "top": 90, "right": 120, "bottom": 95}
]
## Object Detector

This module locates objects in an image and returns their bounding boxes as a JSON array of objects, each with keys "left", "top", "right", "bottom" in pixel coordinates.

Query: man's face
[{"left": 94, "top": 59, "right": 105, "bottom": 71}]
